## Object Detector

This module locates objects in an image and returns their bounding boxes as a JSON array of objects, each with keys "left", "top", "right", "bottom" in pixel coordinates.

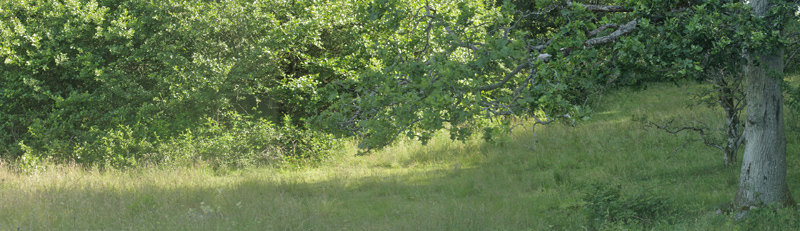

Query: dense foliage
[
  {"left": 314, "top": 0, "right": 798, "bottom": 153},
  {"left": 0, "top": 0, "right": 355, "bottom": 166},
  {"left": 314, "top": 0, "right": 622, "bottom": 152},
  {"left": 1, "top": 0, "right": 798, "bottom": 166}
]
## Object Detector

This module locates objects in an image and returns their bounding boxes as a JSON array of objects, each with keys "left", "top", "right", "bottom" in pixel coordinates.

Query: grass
[{"left": 2, "top": 81, "right": 800, "bottom": 230}]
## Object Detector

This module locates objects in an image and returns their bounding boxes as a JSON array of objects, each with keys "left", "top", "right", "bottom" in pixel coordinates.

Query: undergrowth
[
  {"left": 1, "top": 81, "right": 799, "bottom": 230},
  {"left": 13, "top": 115, "right": 337, "bottom": 172}
]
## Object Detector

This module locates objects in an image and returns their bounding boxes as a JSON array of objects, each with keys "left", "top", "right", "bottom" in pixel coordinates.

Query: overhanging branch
[
  {"left": 585, "top": 19, "right": 638, "bottom": 47},
  {"left": 587, "top": 23, "right": 619, "bottom": 38},
  {"left": 565, "top": 0, "right": 632, "bottom": 12},
  {"left": 640, "top": 119, "right": 725, "bottom": 151},
  {"left": 340, "top": 1, "right": 643, "bottom": 151},
  {"left": 477, "top": 62, "right": 530, "bottom": 91}
]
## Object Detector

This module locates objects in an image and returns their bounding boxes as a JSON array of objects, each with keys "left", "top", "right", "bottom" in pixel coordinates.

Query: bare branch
[
  {"left": 565, "top": 0, "right": 632, "bottom": 12},
  {"left": 585, "top": 19, "right": 638, "bottom": 47},
  {"left": 530, "top": 20, "right": 636, "bottom": 60},
  {"left": 587, "top": 23, "right": 619, "bottom": 38},
  {"left": 643, "top": 120, "right": 724, "bottom": 151}
]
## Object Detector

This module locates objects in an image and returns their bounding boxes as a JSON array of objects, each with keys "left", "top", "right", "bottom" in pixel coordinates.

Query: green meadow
[{"left": 2, "top": 81, "right": 799, "bottom": 230}]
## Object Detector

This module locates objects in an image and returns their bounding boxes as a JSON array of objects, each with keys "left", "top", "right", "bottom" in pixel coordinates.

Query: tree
[
  {"left": 734, "top": 0, "right": 795, "bottom": 208},
  {"left": 635, "top": 4, "right": 751, "bottom": 167},
  {"left": 316, "top": 0, "right": 636, "bottom": 151},
  {"left": 317, "top": 0, "right": 797, "bottom": 208},
  {"left": 0, "top": 0, "right": 364, "bottom": 164}
]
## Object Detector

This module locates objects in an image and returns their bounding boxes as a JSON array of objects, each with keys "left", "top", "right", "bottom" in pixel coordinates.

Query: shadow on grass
[{"left": 1, "top": 158, "right": 584, "bottom": 231}]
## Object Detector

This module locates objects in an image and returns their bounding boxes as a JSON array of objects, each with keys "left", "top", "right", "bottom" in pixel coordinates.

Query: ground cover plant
[{"left": 2, "top": 81, "right": 799, "bottom": 230}]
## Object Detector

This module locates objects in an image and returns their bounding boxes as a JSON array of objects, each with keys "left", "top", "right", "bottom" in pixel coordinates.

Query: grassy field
[{"left": 2, "top": 82, "right": 799, "bottom": 230}]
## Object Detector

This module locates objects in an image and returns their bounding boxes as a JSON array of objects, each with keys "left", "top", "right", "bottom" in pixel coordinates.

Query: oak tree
[{"left": 317, "top": 0, "right": 798, "bottom": 208}]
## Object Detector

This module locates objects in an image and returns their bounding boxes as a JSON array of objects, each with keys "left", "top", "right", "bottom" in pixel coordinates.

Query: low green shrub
[
  {"left": 583, "top": 183, "right": 674, "bottom": 229},
  {"left": 275, "top": 115, "right": 337, "bottom": 167},
  {"left": 71, "top": 125, "right": 155, "bottom": 168},
  {"left": 159, "top": 115, "right": 336, "bottom": 169},
  {"left": 143, "top": 116, "right": 336, "bottom": 169},
  {"left": 15, "top": 141, "right": 46, "bottom": 174},
  {"left": 14, "top": 115, "right": 337, "bottom": 170}
]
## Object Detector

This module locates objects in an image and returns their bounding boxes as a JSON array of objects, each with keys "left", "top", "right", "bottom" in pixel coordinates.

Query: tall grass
[{"left": 1, "top": 81, "right": 799, "bottom": 230}]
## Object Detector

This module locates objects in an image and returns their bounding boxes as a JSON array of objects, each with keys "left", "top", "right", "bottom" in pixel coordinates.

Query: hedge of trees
[
  {"left": 0, "top": 0, "right": 369, "bottom": 167},
  {"left": 2, "top": 0, "right": 798, "bottom": 175}
]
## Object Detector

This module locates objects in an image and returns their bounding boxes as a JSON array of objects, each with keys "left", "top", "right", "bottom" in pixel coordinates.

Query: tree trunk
[{"left": 733, "top": 0, "right": 794, "bottom": 208}]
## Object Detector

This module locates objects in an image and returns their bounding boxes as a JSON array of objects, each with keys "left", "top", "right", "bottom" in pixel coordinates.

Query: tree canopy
[
  {"left": 314, "top": 0, "right": 798, "bottom": 154},
  {"left": 0, "top": 0, "right": 365, "bottom": 165}
]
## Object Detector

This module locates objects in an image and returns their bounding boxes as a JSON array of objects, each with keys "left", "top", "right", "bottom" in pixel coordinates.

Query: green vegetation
[
  {"left": 0, "top": 0, "right": 358, "bottom": 165},
  {"left": 2, "top": 0, "right": 800, "bottom": 229},
  {"left": 2, "top": 82, "right": 799, "bottom": 230}
]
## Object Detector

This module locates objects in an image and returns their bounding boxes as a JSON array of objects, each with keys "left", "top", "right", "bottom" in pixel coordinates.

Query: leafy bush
[
  {"left": 131, "top": 116, "right": 335, "bottom": 169},
  {"left": 169, "top": 115, "right": 336, "bottom": 168},
  {"left": 15, "top": 141, "right": 46, "bottom": 174},
  {"left": 583, "top": 183, "right": 673, "bottom": 229},
  {"left": 0, "top": 0, "right": 358, "bottom": 165}
]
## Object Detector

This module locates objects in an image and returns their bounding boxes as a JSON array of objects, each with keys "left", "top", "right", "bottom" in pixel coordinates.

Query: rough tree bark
[{"left": 734, "top": 0, "right": 795, "bottom": 208}]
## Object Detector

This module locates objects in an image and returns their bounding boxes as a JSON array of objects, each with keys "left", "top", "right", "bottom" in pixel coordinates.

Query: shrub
[
  {"left": 583, "top": 183, "right": 673, "bottom": 229},
  {"left": 134, "top": 116, "right": 337, "bottom": 169},
  {"left": 1, "top": 0, "right": 358, "bottom": 165},
  {"left": 11, "top": 115, "right": 338, "bottom": 170}
]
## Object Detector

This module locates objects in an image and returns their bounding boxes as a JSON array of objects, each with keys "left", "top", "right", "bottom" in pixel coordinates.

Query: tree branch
[
  {"left": 565, "top": 0, "right": 632, "bottom": 12},
  {"left": 587, "top": 23, "right": 619, "bottom": 38},
  {"left": 477, "top": 62, "right": 530, "bottom": 91},
  {"left": 637, "top": 118, "right": 725, "bottom": 151},
  {"left": 585, "top": 19, "right": 638, "bottom": 47}
]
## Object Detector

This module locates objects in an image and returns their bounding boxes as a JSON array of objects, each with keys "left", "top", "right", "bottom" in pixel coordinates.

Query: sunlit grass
[{"left": 1, "top": 81, "right": 799, "bottom": 230}]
